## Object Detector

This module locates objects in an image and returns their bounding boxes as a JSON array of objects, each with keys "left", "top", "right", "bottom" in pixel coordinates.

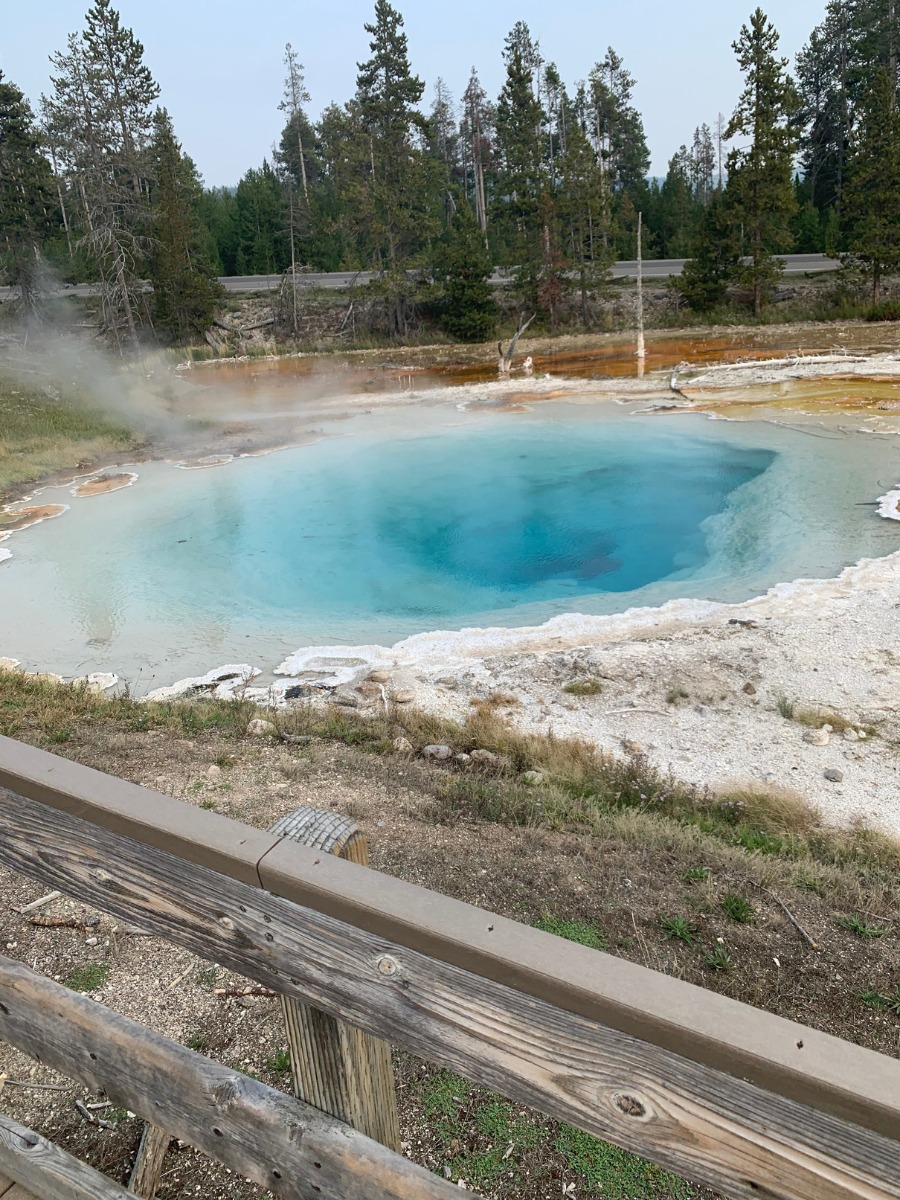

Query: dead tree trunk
[{"left": 498, "top": 313, "right": 536, "bottom": 375}]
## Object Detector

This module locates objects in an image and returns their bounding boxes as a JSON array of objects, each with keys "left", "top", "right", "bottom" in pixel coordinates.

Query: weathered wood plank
[
  {"left": 270, "top": 810, "right": 401, "bottom": 1151},
  {"left": 0, "top": 1111, "right": 132, "bottom": 1200},
  {"left": 1, "top": 738, "right": 898, "bottom": 1145},
  {"left": 1, "top": 792, "right": 898, "bottom": 1200},
  {"left": 126, "top": 1124, "right": 170, "bottom": 1197},
  {"left": 0, "top": 957, "right": 461, "bottom": 1200},
  {"left": 0, "top": 735, "right": 277, "bottom": 886},
  {"left": 0, "top": 1174, "right": 17, "bottom": 1197}
]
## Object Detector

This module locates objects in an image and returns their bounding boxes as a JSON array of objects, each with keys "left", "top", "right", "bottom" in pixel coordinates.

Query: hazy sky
[{"left": 4, "top": 0, "right": 827, "bottom": 187}]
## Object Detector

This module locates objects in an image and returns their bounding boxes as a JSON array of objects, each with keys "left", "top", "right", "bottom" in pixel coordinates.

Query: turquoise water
[
  {"left": 2, "top": 404, "right": 899, "bottom": 688},
  {"left": 151, "top": 421, "right": 773, "bottom": 619}
]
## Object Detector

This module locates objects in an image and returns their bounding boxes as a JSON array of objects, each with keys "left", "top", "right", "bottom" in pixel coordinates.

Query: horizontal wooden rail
[
  {"left": 0, "top": 788, "right": 898, "bottom": 1199},
  {"left": 0, "top": 1111, "right": 132, "bottom": 1200},
  {"left": 0, "top": 956, "right": 459, "bottom": 1200},
  {"left": 0, "top": 735, "right": 898, "bottom": 1139}
]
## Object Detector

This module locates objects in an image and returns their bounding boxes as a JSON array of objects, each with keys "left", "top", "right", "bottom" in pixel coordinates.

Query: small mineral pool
[{"left": 2, "top": 401, "right": 899, "bottom": 689}]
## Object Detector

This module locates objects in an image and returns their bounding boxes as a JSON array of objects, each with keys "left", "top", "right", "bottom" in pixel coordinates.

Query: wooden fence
[{"left": 0, "top": 733, "right": 898, "bottom": 1199}]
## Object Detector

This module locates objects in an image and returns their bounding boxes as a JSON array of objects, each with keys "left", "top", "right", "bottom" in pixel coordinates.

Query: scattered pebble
[
  {"left": 368, "top": 670, "right": 390, "bottom": 684},
  {"left": 455, "top": 752, "right": 472, "bottom": 765},
  {"left": 743, "top": 683, "right": 757, "bottom": 696},
  {"left": 206, "top": 765, "right": 222, "bottom": 781},
  {"left": 393, "top": 736, "right": 413, "bottom": 754},
  {"left": 393, "top": 691, "right": 415, "bottom": 705},
  {"left": 824, "top": 768, "right": 844, "bottom": 783}
]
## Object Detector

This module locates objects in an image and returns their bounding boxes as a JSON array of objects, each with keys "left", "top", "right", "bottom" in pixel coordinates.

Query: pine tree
[
  {"left": 234, "top": 160, "right": 289, "bottom": 274},
  {"left": 148, "top": 108, "right": 222, "bottom": 342},
  {"left": 0, "top": 72, "right": 57, "bottom": 314},
  {"left": 672, "top": 193, "right": 743, "bottom": 312},
  {"left": 434, "top": 196, "right": 497, "bottom": 341},
  {"left": 82, "top": 0, "right": 159, "bottom": 194},
  {"left": 43, "top": 4, "right": 160, "bottom": 352},
  {"left": 278, "top": 44, "right": 315, "bottom": 207},
  {"left": 355, "top": 0, "right": 439, "bottom": 332},
  {"left": 725, "top": 8, "right": 799, "bottom": 315},
  {"left": 843, "top": 68, "right": 900, "bottom": 300},
  {"left": 558, "top": 101, "right": 611, "bottom": 326},
  {"left": 461, "top": 69, "right": 493, "bottom": 235},
  {"left": 495, "top": 26, "right": 546, "bottom": 307}
]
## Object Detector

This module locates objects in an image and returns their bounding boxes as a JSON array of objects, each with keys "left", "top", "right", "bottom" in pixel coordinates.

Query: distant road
[{"left": 0, "top": 254, "right": 841, "bottom": 301}]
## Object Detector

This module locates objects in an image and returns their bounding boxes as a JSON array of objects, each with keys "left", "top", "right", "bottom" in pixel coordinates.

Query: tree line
[{"left": 2, "top": 0, "right": 900, "bottom": 348}]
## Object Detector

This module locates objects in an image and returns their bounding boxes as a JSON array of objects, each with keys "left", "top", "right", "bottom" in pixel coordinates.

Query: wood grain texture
[
  {"left": 0, "top": 1111, "right": 132, "bottom": 1200},
  {"left": 0, "top": 958, "right": 460, "bottom": 1200},
  {"left": 0, "top": 1175, "right": 16, "bottom": 1197},
  {"left": 3, "top": 739, "right": 898, "bottom": 1142},
  {"left": 1, "top": 793, "right": 898, "bottom": 1200},
  {"left": 271, "top": 810, "right": 401, "bottom": 1151},
  {"left": 126, "top": 1124, "right": 171, "bottom": 1197}
]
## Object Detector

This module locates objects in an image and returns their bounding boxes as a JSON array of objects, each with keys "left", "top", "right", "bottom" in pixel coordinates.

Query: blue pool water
[{"left": 2, "top": 404, "right": 899, "bottom": 687}]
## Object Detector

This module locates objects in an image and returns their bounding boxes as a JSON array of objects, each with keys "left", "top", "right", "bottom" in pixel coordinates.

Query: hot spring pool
[{"left": 2, "top": 402, "right": 899, "bottom": 690}]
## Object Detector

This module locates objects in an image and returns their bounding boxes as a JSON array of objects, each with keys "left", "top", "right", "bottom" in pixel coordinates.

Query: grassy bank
[{"left": 0, "top": 380, "right": 135, "bottom": 498}]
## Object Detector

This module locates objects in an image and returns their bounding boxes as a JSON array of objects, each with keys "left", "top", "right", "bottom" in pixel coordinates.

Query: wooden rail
[{"left": 0, "top": 734, "right": 898, "bottom": 1199}]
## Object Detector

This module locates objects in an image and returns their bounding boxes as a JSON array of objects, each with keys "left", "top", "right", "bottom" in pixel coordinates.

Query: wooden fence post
[{"left": 267, "top": 808, "right": 401, "bottom": 1151}]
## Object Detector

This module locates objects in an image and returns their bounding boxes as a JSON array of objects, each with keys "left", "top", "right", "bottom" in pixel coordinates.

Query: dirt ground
[{"left": 0, "top": 715, "right": 897, "bottom": 1199}]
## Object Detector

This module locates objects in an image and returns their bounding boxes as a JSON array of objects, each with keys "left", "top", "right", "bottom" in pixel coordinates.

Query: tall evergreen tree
[
  {"left": 672, "top": 192, "right": 743, "bottom": 312},
  {"left": 495, "top": 25, "right": 548, "bottom": 308},
  {"left": 43, "top": 4, "right": 159, "bottom": 352},
  {"left": 725, "top": 8, "right": 799, "bottom": 314},
  {"left": 0, "top": 72, "right": 57, "bottom": 313},
  {"left": 148, "top": 108, "right": 222, "bottom": 342},
  {"left": 461, "top": 68, "right": 493, "bottom": 235},
  {"left": 278, "top": 44, "right": 315, "bottom": 208},
  {"left": 843, "top": 67, "right": 900, "bottom": 300},
  {"left": 558, "top": 103, "right": 612, "bottom": 326},
  {"left": 355, "top": 0, "right": 439, "bottom": 332}
]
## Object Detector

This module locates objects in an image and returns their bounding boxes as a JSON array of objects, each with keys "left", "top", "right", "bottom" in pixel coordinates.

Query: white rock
[
  {"left": 206, "top": 765, "right": 222, "bottom": 781},
  {"left": 803, "top": 728, "right": 830, "bottom": 746},
  {"left": 423, "top": 744, "right": 452, "bottom": 761},
  {"left": 393, "top": 737, "right": 413, "bottom": 754},
  {"left": 455, "top": 753, "right": 472, "bottom": 765},
  {"left": 394, "top": 691, "right": 416, "bottom": 705},
  {"left": 843, "top": 728, "right": 859, "bottom": 742},
  {"left": 522, "top": 771, "right": 545, "bottom": 785},
  {"left": 247, "top": 718, "right": 278, "bottom": 738},
  {"left": 144, "top": 665, "right": 260, "bottom": 703},
  {"left": 368, "top": 670, "right": 391, "bottom": 684},
  {"left": 0, "top": 657, "right": 20, "bottom": 671}
]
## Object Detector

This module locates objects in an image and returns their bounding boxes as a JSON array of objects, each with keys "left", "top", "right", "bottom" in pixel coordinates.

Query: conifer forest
[{"left": 3, "top": 0, "right": 900, "bottom": 348}]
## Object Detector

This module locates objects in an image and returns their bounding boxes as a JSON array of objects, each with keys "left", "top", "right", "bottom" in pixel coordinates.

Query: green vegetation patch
[
  {"left": 0, "top": 381, "right": 135, "bottom": 495},
  {"left": 65, "top": 962, "right": 110, "bottom": 992}
]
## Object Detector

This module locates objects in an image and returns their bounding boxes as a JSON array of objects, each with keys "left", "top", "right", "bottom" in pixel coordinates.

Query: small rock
[
  {"left": 858, "top": 730, "right": 868, "bottom": 740},
  {"left": 803, "top": 728, "right": 830, "bottom": 746},
  {"left": 844, "top": 749, "right": 866, "bottom": 761},
  {"left": 522, "top": 770, "right": 545, "bottom": 785},
  {"left": 743, "top": 682, "right": 757, "bottom": 696},
  {"left": 455, "top": 753, "right": 472, "bottom": 765},
  {"left": 85, "top": 936, "right": 98, "bottom": 946},
  {"left": 393, "top": 691, "right": 416, "bottom": 705},
  {"left": 356, "top": 681, "right": 384, "bottom": 698},
  {"left": 471, "top": 749, "right": 500, "bottom": 767},
  {"left": 824, "top": 768, "right": 844, "bottom": 783},
  {"left": 423, "top": 744, "right": 452, "bottom": 761},
  {"left": 368, "top": 670, "right": 391, "bottom": 684},
  {"left": 843, "top": 728, "right": 859, "bottom": 742},
  {"left": 435, "top": 676, "right": 459, "bottom": 690},
  {"left": 333, "top": 690, "right": 359, "bottom": 708},
  {"left": 206, "top": 765, "right": 222, "bottom": 781},
  {"left": 393, "top": 736, "right": 413, "bottom": 754},
  {"left": 247, "top": 718, "right": 278, "bottom": 738}
]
